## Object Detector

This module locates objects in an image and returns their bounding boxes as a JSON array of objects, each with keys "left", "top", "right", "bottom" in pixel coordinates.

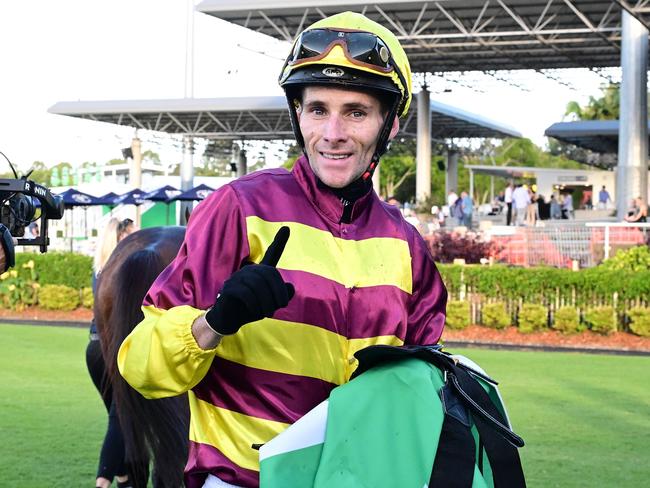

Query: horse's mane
[{"left": 95, "top": 226, "right": 187, "bottom": 487}]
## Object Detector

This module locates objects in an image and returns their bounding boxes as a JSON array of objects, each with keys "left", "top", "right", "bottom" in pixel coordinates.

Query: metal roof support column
[
  {"left": 469, "top": 169, "right": 475, "bottom": 204},
  {"left": 180, "top": 135, "right": 195, "bottom": 225},
  {"left": 131, "top": 136, "right": 143, "bottom": 228},
  {"left": 237, "top": 147, "right": 247, "bottom": 177},
  {"left": 446, "top": 149, "right": 459, "bottom": 197},
  {"left": 416, "top": 87, "right": 432, "bottom": 203},
  {"left": 617, "top": 10, "right": 648, "bottom": 219}
]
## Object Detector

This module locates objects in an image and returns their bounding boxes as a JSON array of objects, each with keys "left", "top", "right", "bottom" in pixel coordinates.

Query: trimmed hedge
[
  {"left": 584, "top": 306, "right": 617, "bottom": 335},
  {"left": 437, "top": 263, "right": 650, "bottom": 304},
  {"left": 39, "top": 285, "right": 80, "bottom": 311},
  {"left": 518, "top": 304, "right": 548, "bottom": 333},
  {"left": 445, "top": 300, "right": 470, "bottom": 330},
  {"left": 81, "top": 287, "right": 94, "bottom": 309},
  {"left": 481, "top": 302, "right": 510, "bottom": 329},
  {"left": 627, "top": 307, "right": 650, "bottom": 337},
  {"left": 15, "top": 252, "right": 92, "bottom": 289},
  {"left": 553, "top": 307, "right": 583, "bottom": 334}
]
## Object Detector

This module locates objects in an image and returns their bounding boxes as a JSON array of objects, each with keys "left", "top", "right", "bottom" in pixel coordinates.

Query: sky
[{"left": 0, "top": 0, "right": 619, "bottom": 175}]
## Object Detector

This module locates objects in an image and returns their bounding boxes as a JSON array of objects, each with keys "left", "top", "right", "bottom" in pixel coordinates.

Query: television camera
[{"left": 0, "top": 151, "right": 65, "bottom": 270}]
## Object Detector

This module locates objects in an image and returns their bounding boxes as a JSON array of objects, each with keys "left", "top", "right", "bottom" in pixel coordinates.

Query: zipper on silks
[
  {"left": 339, "top": 197, "right": 354, "bottom": 378},
  {"left": 340, "top": 198, "right": 353, "bottom": 224}
]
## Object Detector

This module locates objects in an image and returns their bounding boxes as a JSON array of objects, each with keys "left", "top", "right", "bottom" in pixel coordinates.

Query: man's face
[{"left": 297, "top": 86, "right": 398, "bottom": 188}]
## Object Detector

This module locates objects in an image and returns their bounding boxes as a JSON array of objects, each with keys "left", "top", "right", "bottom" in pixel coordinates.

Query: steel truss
[
  {"left": 81, "top": 110, "right": 295, "bottom": 140},
  {"left": 49, "top": 97, "right": 518, "bottom": 141},
  {"left": 198, "top": 0, "right": 650, "bottom": 72}
]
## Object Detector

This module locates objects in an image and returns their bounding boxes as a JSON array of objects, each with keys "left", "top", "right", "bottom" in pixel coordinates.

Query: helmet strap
[
  {"left": 360, "top": 95, "right": 400, "bottom": 182},
  {"left": 285, "top": 92, "right": 306, "bottom": 152}
]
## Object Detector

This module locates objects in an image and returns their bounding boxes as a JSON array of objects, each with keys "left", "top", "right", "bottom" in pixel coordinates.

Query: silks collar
[{"left": 292, "top": 154, "right": 376, "bottom": 224}]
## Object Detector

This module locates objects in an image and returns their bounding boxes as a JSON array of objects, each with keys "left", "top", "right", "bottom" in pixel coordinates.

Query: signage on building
[{"left": 557, "top": 175, "right": 588, "bottom": 182}]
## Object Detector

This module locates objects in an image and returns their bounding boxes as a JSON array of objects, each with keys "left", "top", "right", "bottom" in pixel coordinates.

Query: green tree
[
  {"left": 199, "top": 140, "right": 264, "bottom": 176},
  {"left": 565, "top": 83, "right": 620, "bottom": 121},
  {"left": 26, "top": 161, "right": 51, "bottom": 185},
  {"left": 200, "top": 140, "right": 239, "bottom": 176},
  {"left": 142, "top": 150, "right": 160, "bottom": 164},
  {"left": 380, "top": 138, "right": 418, "bottom": 199}
]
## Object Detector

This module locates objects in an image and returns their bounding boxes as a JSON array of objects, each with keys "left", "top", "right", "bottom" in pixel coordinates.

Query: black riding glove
[{"left": 205, "top": 226, "right": 295, "bottom": 335}]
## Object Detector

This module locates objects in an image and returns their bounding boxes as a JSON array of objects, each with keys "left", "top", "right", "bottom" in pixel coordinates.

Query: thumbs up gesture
[{"left": 205, "top": 226, "right": 295, "bottom": 335}]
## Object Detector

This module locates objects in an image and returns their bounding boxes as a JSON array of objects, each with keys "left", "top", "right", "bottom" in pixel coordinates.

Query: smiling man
[
  {"left": 297, "top": 86, "right": 399, "bottom": 189},
  {"left": 118, "top": 11, "right": 447, "bottom": 488}
]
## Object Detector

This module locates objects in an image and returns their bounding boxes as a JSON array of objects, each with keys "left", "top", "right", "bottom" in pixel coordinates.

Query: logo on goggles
[{"left": 322, "top": 66, "right": 345, "bottom": 78}]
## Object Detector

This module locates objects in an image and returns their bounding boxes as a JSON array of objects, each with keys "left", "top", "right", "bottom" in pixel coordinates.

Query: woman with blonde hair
[{"left": 86, "top": 217, "right": 136, "bottom": 488}]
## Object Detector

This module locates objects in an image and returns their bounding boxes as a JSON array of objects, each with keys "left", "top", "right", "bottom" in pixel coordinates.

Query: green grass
[
  {"left": 0, "top": 325, "right": 648, "bottom": 487},
  {"left": 454, "top": 348, "right": 650, "bottom": 488},
  {"left": 0, "top": 324, "right": 104, "bottom": 487}
]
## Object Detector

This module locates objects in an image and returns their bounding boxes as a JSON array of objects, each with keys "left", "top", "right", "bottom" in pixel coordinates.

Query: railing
[
  {"left": 585, "top": 222, "right": 650, "bottom": 260},
  {"left": 489, "top": 222, "right": 650, "bottom": 268}
]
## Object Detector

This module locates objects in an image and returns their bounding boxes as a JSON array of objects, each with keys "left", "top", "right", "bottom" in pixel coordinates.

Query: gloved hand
[{"left": 205, "top": 226, "right": 295, "bottom": 335}]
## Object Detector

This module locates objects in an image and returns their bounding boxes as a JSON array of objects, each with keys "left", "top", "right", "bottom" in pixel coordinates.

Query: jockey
[{"left": 118, "top": 11, "right": 447, "bottom": 488}]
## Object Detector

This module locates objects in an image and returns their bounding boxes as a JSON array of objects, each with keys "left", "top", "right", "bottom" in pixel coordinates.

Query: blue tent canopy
[
  {"left": 113, "top": 188, "right": 146, "bottom": 206},
  {"left": 96, "top": 191, "right": 119, "bottom": 206},
  {"left": 58, "top": 188, "right": 102, "bottom": 207},
  {"left": 144, "top": 185, "right": 181, "bottom": 202},
  {"left": 170, "top": 184, "right": 214, "bottom": 202}
]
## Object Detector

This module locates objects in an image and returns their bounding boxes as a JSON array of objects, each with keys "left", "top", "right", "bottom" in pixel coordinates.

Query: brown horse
[{"left": 94, "top": 226, "right": 187, "bottom": 487}]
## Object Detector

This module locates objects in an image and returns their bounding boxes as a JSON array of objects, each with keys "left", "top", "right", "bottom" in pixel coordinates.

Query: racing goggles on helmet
[{"left": 287, "top": 28, "right": 397, "bottom": 74}]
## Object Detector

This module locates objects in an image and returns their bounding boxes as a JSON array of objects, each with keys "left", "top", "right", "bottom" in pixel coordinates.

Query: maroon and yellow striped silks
[{"left": 119, "top": 155, "right": 447, "bottom": 487}]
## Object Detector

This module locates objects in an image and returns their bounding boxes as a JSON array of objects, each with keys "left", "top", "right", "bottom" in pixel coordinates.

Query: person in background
[
  {"left": 117, "top": 218, "right": 135, "bottom": 241},
  {"left": 431, "top": 204, "right": 444, "bottom": 229},
  {"left": 449, "top": 195, "right": 464, "bottom": 227},
  {"left": 86, "top": 217, "right": 136, "bottom": 488},
  {"left": 548, "top": 193, "right": 562, "bottom": 220},
  {"left": 580, "top": 189, "right": 593, "bottom": 210},
  {"left": 598, "top": 185, "right": 612, "bottom": 210},
  {"left": 624, "top": 197, "right": 648, "bottom": 223},
  {"left": 460, "top": 191, "right": 473, "bottom": 228},
  {"left": 504, "top": 181, "right": 514, "bottom": 225},
  {"left": 512, "top": 183, "right": 530, "bottom": 226},
  {"left": 549, "top": 195, "right": 561, "bottom": 219},
  {"left": 387, "top": 196, "right": 401, "bottom": 208},
  {"left": 447, "top": 189, "right": 458, "bottom": 209},
  {"left": 561, "top": 193, "right": 574, "bottom": 219},
  {"left": 526, "top": 187, "right": 538, "bottom": 227},
  {"left": 23, "top": 221, "right": 40, "bottom": 239}
]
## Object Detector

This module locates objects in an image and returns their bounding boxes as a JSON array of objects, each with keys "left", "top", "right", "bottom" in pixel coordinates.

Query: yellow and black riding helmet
[{"left": 279, "top": 11, "right": 412, "bottom": 183}]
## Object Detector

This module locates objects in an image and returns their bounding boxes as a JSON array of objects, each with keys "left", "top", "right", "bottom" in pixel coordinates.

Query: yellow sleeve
[{"left": 117, "top": 304, "right": 218, "bottom": 399}]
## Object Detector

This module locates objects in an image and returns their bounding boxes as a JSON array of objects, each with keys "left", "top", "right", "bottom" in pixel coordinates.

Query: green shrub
[
  {"left": 584, "top": 306, "right": 617, "bottom": 335},
  {"left": 437, "top": 265, "right": 463, "bottom": 298},
  {"left": 553, "top": 306, "right": 584, "bottom": 334},
  {"left": 0, "top": 259, "right": 39, "bottom": 310},
  {"left": 38, "top": 285, "right": 79, "bottom": 311},
  {"left": 15, "top": 252, "right": 92, "bottom": 289},
  {"left": 81, "top": 287, "right": 94, "bottom": 309},
  {"left": 437, "top": 263, "right": 650, "bottom": 305},
  {"left": 445, "top": 300, "right": 470, "bottom": 330},
  {"left": 518, "top": 304, "right": 548, "bottom": 333},
  {"left": 627, "top": 307, "right": 650, "bottom": 337},
  {"left": 600, "top": 245, "right": 650, "bottom": 272},
  {"left": 481, "top": 302, "right": 511, "bottom": 329}
]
